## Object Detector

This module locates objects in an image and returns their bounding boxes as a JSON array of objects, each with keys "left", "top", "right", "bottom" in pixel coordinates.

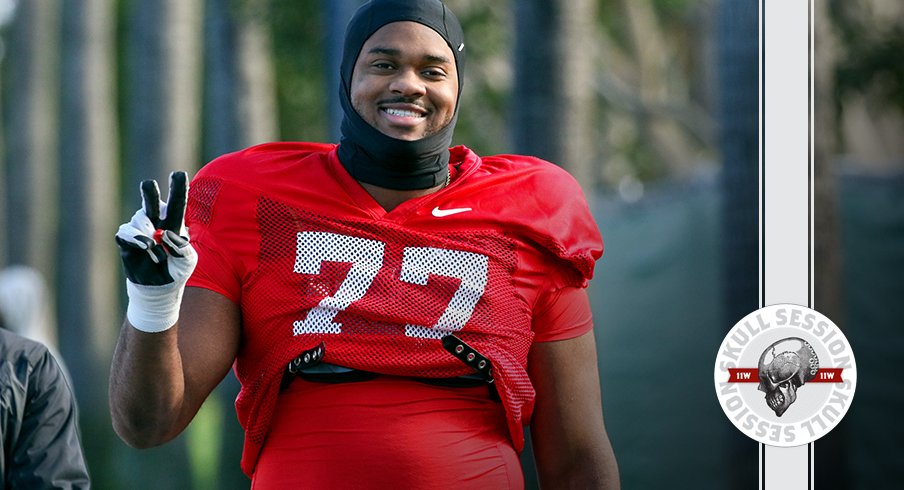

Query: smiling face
[{"left": 350, "top": 21, "right": 459, "bottom": 141}]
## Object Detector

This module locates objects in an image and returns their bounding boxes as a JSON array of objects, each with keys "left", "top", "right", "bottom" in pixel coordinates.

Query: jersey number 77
[{"left": 292, "top": 231, "right": 489, "bottom": 340}]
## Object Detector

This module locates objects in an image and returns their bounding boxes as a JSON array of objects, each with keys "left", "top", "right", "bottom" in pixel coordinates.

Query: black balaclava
[{"left": 337, "top": 0, "right": 465, "bottom": 190}]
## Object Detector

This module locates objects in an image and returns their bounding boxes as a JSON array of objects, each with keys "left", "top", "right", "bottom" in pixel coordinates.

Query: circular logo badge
[{"left": 714, "top": 304, "right": 857, "bottom": 447}]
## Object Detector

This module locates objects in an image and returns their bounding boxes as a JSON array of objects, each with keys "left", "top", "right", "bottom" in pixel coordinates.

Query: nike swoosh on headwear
[{"left": 431, "top": 206, "right": 472, "bottom": 217}]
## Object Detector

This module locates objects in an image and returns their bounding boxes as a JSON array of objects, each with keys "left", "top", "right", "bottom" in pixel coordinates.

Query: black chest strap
[{"left": 281, "top": 335, "right": 498, "bottom": 401}]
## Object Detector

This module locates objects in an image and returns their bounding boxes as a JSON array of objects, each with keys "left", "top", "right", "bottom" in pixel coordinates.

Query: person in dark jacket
[{"left": 0, "top": 325, "right": 90, "bottom": 488}]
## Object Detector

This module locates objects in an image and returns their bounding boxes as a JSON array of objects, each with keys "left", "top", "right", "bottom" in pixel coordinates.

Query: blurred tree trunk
[
  {"left": 235, "top": 0, "right": 278, "bottom": 147},
  {"left": 202, "top": 2, "right": 245, "bottom": 487},
  {"left": 812, "top": 2, "right": 849, "bottom": 488},
  {"left": 716, "top": 1, "right": 759, "bottom": 334},
  {"left": 621, "top": 0, "right": 699, "bottom": 178},
  {"left": 511, "top": 0, "right": 597, "bottom": 192},
  {"left": 324, "top": 0, "right": 365, "bottom": 141},
  {"left": 57, "top": 0, "right": 120, "bottom": 486},
  {"left": 203, "top": 0, "right": 279, "bottom": 485},
  {"left": 715, "top": 1, "right": 758, "bottom": 488},
  {"left": 0, "top": 45, "right": 5, "bottom": 266},
  {"left": 204, "top": 0, "right": 240, "bottom": 160},
  {"left": 813, "top": 0, "right": 843, "bottom": 368},
  {"left": 119, "top": 0, "right": 204, "bottom": 487},
  {"left": 3, "top": 0, "right": 59, "bottom": 277},
  {"left": 126, "top": 0, "right": 204, "bottom": 186},
  {"left": 204, "top": 0, "right": 279, "bottom": 154}
]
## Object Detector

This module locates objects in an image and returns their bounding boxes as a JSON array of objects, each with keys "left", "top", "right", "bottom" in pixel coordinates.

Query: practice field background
[
  {"left": 1, "top": 0, "right": 902, "bottom": 488},
  {"left": 575, "top": 171, "right": 904, "bottom": 489}
]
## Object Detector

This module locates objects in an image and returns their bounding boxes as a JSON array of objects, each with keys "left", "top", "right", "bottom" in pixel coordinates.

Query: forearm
[
  {"left": 111, "top": 173, "right": 242, "bottom": 448},
  {"left": 109, "top": 320, "right": 188, "bottom": 447},
  {"left": 111, "top": 172, "right": 200, "bottom": 446},
  {"left": 529, "top": 331, "right": 621, "bottom": 489},
  {"left": 109, "top": 287, "right": 241, "bottom": 447},
  {"left": 532, "top": 404, "right": 621, "bottom": 489},
  {"left": 534, "top": 440, "right": 620, "bottom": 489}
]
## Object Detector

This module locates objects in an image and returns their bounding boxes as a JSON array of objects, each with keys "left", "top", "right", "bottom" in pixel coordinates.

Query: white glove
[{"left": 114, "top": 172, "right": 197, "bottom": 333}]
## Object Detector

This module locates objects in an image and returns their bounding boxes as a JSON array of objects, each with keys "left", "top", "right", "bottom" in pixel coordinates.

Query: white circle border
[{"left": 714, "top": 303, "right": 857, "bottom": 447}]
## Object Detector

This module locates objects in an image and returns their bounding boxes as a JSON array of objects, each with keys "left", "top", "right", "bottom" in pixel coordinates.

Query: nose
[{"left": 388, "top": 68, "right": 426, "bottom": 97}]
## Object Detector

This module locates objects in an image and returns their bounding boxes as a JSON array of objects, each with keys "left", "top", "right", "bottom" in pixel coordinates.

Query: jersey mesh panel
[
  {"left": 236, "top": 196, "right": 535, "bottom": 450},
  {"left": 186, "top": 177, "right": 222, "bottom": 225}
]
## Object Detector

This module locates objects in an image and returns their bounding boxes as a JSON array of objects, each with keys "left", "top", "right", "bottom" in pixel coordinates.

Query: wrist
[{"left": 126, "top": 280, "right": 186, "bottom": 333}]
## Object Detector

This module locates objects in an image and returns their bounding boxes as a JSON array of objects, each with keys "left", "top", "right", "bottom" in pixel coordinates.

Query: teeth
[
  {"left": 767, "top": 393, "right": 784, "bottom": 409},
  {"left": 384, "top": 108, "right": 423, "bottom": 118}
]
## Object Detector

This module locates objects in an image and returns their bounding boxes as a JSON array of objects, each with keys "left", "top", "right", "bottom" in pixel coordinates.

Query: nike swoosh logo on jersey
[{"left": 431, "top": 206, "right": 473, "bottom": 217}]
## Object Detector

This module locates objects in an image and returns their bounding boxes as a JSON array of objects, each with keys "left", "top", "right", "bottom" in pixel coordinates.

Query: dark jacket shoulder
[{"left": 0, "top": 329, "right": 90, "bottom": 489}]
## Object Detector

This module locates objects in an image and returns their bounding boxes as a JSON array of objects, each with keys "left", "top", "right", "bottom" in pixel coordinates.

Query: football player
[{"left": 111, "top": 0, "right": 620, "bottom": 488}]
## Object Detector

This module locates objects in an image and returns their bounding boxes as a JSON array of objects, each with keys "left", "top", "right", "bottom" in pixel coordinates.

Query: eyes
[{"left": 368, "top": 60, "right": 450, "bottom": 81}]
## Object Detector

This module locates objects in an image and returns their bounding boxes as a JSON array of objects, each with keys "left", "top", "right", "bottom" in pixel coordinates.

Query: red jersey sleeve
[
  {"left": 533, "top": 167, "right": 603, "bottom": 291},
  {"left": 481, "top": 153, "right": 603, "bottom": 291},
  {"left": 476, "top": 154, "right": 602, "bottom": 342},
  {"left": 185, "top": 157, "right": 243, "bottom": 303},
  {"left": 531, "top": 286, "right": 594, "bottom": 342}
]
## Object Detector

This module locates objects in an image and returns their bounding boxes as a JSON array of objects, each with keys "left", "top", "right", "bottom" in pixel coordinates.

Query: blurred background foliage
[{"left": 0, "top": 0, "right": 901, "bottom": 488}]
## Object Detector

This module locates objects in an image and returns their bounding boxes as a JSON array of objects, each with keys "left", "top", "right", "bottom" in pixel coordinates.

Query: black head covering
[{"left": 337, "top": 0, "right": 465, "bottom": 190}]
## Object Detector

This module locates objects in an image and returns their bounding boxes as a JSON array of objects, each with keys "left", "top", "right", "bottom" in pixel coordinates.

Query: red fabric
[
  {"left": 251, "top": 377, "right": 523, "bottom": 489},
  {"left": 185, "top": 142, "right": 603, "bottom": 476},
  {"left": 532, "top": 286, "right": 594, "bottom": 343}
]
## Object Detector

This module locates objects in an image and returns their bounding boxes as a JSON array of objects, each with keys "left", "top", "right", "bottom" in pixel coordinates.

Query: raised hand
[
  {"left": 115, "top": 171, "right": 197, "bottom": 332},
  {"left": 116, "top": 172, "right": 195, "bottom": 286}
]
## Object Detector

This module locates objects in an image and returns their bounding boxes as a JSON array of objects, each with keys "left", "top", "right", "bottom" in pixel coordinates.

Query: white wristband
[{"left": 126, "top": 280, "right": 185, "bottom": 333}]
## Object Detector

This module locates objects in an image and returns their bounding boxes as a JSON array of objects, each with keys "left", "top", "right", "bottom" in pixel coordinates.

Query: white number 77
[{"left": 292, "top": 231, "right": 489, "bottom": 340}]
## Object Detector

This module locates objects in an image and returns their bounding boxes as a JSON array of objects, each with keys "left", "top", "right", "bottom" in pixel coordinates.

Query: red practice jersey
[{"left": 185, "top": 143, "right": 603, "bottom": 482}]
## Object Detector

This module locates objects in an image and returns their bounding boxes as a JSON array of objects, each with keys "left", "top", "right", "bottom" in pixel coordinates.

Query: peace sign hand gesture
[{"left": 115, "top": 171, "right": 197, "bottom": 332}]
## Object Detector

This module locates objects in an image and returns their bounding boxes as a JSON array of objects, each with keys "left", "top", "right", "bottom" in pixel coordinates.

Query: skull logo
[{"left": 757, "top": 337, "right": 819, "bottom": 417}]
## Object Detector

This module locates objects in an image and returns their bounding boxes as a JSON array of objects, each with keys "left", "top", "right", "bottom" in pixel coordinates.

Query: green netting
[
  {"left": 834, "top": 172, "right": 904, "bottom": 489},
  {"left": 590, "top": 179, "right": 739, "bottom": 489}
]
